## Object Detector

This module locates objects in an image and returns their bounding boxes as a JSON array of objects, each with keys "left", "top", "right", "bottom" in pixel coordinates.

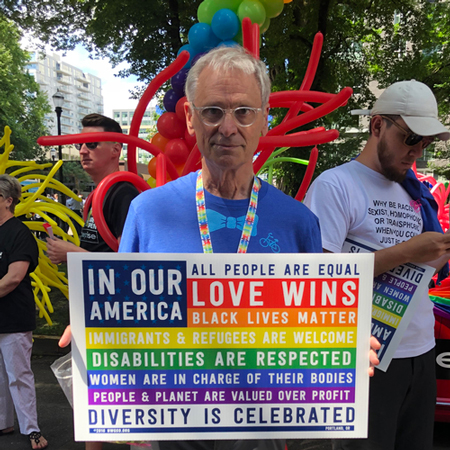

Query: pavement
[{"left": 2, "top": 336, "right": 449, "bottom": 450}]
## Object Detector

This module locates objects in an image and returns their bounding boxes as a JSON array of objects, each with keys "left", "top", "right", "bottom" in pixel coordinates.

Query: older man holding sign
[{"left": 115, "top": 46, "right": 378, "bottom": 450}]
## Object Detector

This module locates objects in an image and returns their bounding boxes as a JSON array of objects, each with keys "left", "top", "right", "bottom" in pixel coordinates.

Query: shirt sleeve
[
  {"left": 118, "top": 201, "right": 140, "bottom": 253},
  {"left": 303, "top": 176, "right": 351, "bottom": 253},
  {"left": 9, "top": 225, "right": 39, "bottom": 273}
]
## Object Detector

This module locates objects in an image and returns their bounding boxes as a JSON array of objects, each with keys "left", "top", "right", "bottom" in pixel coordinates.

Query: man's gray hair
[
  {"left": 0, "top": 174, "right": 22, "bottom": 213},
  {"left": 185, "top": 45, "right": 271, "bottom": 107}
]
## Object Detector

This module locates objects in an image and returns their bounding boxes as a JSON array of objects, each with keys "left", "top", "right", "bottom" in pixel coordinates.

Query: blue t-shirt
[{"left": 119, "top": 171, "right": 321, "bottom": 254}]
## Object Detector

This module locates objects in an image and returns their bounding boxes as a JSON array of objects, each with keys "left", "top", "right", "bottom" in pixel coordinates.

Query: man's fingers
[{"left": 59, "top": 325, "right": 72, "bottom": 348}]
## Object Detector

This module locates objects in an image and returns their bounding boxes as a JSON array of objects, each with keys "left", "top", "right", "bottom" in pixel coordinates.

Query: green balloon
[
  {"left": 260, "top": 15, "right": 270, "bottom": 33},
  {"left": 233, "top": 28, "right": 243, "bottom": 45},
  {"left": 259, "top": 0, "right": 284, "bottom": 19},
  {"left": 238, "top": 0, "right": 267, "bottom": 27},
  {"left": 197, "top": 0, "right": 222, "bottom": 25},
  {"left": 220, "top": 0, "right": 243, "bottom": 13}
]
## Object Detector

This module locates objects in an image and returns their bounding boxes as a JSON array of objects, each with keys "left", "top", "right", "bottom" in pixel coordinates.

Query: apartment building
[
  {"left": 27, "top": 52, "right": 104, "bottom": 160},
  {"left": 113, "top": 107, "right": 157, "bottom": 164}
]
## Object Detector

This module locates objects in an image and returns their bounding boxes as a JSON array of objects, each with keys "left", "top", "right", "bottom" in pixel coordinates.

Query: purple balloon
[
  {"left": 171, "top": 68, "right": 189, "bottom": 96},
  {"left": 163, "top": 89, "right": 181, "bottom": 113},
  {"left": 191, "top": 52, "right": 207, "bottom": 68}
]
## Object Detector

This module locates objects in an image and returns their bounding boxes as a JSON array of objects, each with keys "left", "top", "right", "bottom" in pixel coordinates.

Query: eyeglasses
[
  {"left": 381, "top": 116, "right": 435, "bottom": 149},
  {"left": 191, "top": 104, "right": 262, "bottom": 127},
  {"left": 75, "top": 142, "right": 100, "bottom": 151}
]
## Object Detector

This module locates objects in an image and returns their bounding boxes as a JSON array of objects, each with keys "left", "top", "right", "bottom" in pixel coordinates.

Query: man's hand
[
  {"left": 375, "top": 231, "right": 450, "bottom": 276},
  {"left": 59, "top": 325, "right": 72, "bottom": 348},
  {"left": 369, "top": 336, "right": 381, "bottom": 377},
  {"left": 46, "top": 237, "right": 88, "bottom": 264}
]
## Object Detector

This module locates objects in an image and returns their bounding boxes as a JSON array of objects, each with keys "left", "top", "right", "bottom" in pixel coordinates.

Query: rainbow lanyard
[{"left": 196, "top": 170, "right": 261, "bottom": 254}]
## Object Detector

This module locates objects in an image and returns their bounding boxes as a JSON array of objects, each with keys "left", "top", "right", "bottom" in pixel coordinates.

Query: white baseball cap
[{"left": 351, "top": 80, "right": 450, "bottom": 141}]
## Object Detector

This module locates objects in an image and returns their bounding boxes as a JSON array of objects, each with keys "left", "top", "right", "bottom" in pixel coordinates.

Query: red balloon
[
  {"left": 92, "top": 171, "right": 151, "bottom": 251},
  {"left": 184, "top": 129, "right": 197, "bottom": 149},
  {"left": 176, "top": 96, "right": 187, "bottom": 122},
  {"left": 165, "top": 139, "right": 190, "bottom": 165},
  {"left": 157, "top": 112, "right": 186, "bottom": 140}
]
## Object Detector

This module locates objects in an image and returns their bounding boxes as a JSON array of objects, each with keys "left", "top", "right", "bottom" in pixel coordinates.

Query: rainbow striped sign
[{"left": 68, "top": 253, "right": 374, "bottom": 441}]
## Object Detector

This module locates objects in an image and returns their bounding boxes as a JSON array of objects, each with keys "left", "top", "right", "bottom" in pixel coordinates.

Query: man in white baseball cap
[
  {"left": 304, "top": 80, "right": 450, "bottom": 449},
  {"left": 353, "top": 79, "right": 449, "bottom": 144}
]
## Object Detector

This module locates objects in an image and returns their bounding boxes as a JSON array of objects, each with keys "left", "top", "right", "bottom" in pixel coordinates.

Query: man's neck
[
  {"left": 90, "top": 166, "right": 119, "bottom": 186},
  {"left": 201, "top": 164, "right": 255, "bottom": 199},
  {"left": 355, "top": 142, "right": 382, "bottom": 174}
]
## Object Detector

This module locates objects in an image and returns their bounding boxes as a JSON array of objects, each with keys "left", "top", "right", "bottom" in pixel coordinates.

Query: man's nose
[
  {"left": 218, "top": 111, "right": 238, "bottom": 136},
  {"left": 409, "top": 143, "right": 424, "bottom": 159},
  {"left": 79, "top": 144, "right": 89, "bottom": 154}
]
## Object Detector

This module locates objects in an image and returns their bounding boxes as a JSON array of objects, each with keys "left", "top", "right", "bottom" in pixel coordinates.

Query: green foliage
[
  {"left": 3, "top": 0, "right": 450, "bottom": 189},
  {"left": 0, "top": 15, "right": 50, "bottom": 160},
  {"left": 259, "top": 0, "right": 450, "bottom": 194},
  {"left": 428, "top": 141, "right": 450, "bottom": 180},
  {"left": 60, "top": 160, "right": 92, "bottom": 191}
]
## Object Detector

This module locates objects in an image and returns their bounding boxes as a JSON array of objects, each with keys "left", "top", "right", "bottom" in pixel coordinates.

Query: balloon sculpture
[
  {"left": 35, "top": 0, "right": 354, "bottom": 323},
  {"left": 0, "top": 126, "right": 83, "bottom": 324}
]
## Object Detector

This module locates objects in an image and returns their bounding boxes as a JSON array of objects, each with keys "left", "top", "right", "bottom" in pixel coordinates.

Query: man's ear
[
  {"left": 112, "top": 143, "right": 122, "bottom": 157},
  {"left": 370, "top": 115, "right": 383, "bottom": 138},
  {"left": 261, "top": 104, "right": 270, "bottom": 137},
  {"left": 185, "top": 102, "right": 195, "bottom": 136}
]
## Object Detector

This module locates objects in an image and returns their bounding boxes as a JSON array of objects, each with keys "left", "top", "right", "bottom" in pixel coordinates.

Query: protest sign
[
  {"left": 68, "top": 252, "right": 373, "bottom": 441},
  {"left": 342, "top": 235, "right": 435, "bottom": 371}
]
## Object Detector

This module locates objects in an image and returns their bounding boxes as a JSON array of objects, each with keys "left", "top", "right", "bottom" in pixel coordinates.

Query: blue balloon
[
  {"left": 188, "top": 23, "right": 218, "bottom": 53},
  {"left": 163, "top": 89, "right": 181, "bottom": 113},
  {"left": 171, "top": 67, "right": 189, "bottom": 96},
  {"left": 177, "top": 44, "right": 196, "bottom": 68},
  {"left": 211, "top": 9, "right": 240, "bottom": 41}
]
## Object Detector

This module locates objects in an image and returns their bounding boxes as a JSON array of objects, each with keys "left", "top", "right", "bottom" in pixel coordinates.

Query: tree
[
  {"left": 62, "top": 160, "right": 93, "bottom": 191},
  {"left": 1, "top": 0, "right": 200, "bottom": 83},
  {"left": 260, "top": 0, "right": 450, "bottom": 194},
  {"left": 0, "top": 15, "right": 50, "bottom": 160},
  {"left": 3, "top": 0, "right": 450, "bottom": 189}
]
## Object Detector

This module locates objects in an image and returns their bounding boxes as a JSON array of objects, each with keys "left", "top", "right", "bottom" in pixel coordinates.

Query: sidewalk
[
  {"left": 3, "top": 336, "right": 449, "bottom": 450},
  {"left": 4, "top": 337, "right": 130, "bottom": 450}
]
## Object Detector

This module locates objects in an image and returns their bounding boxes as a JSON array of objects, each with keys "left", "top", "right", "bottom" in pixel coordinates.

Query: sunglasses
[
  {"left": 75, "top": 142, "right": 100, "bottom": 150},
  {"left": 381, "top": 116, "right": 435, "bottom": 148}
]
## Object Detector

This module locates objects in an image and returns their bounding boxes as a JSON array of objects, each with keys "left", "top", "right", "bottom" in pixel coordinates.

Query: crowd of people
[{"left": 1, "top": 44, "right": 450, "bottom": 450}]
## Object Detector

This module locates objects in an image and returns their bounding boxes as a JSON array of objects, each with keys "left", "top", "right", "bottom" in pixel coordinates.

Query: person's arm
[
  {"left": 46, "top": 237, "right": 89, "bottom": 264},
  {"left": 0, "top": 261, "right": 30, "bottom": 297},
  {"left": 373, "top": 231, "right": 450, "bottom": 276}
]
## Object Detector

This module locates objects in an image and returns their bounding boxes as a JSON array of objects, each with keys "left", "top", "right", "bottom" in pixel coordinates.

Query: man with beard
[{"left": 304, "top": 79, "right": 450, "bottom": 449}]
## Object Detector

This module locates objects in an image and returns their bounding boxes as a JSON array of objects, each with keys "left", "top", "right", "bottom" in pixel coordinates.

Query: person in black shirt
[{"left": 0, "top": 174, "right": 47, "bottom": 449}]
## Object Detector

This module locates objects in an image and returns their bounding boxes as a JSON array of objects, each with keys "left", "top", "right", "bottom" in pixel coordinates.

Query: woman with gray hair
[{"left": 0, "top": 174, "right": 47, "bottom": 449}]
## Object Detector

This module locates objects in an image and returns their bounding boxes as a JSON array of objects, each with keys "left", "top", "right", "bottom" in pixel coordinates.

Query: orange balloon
[
  {"left": 147, "top": 157, "right": 157, "bottom": 178},
  {"left": 152, "top": 133, "right": 170, "bottom": 152},
  {"left": 147, "top": 155, "right": 176, "bottom": 181}
]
